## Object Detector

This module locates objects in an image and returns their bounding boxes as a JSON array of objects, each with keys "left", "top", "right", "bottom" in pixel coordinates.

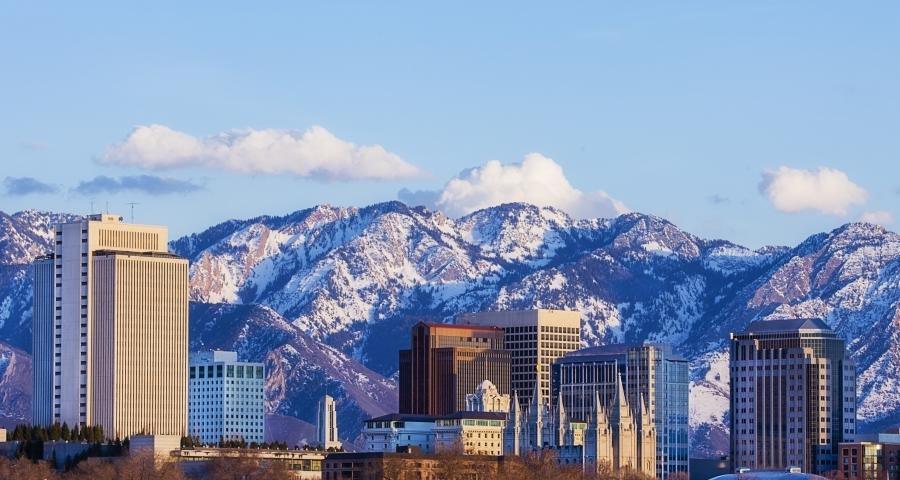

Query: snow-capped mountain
[{"left": 0, "top": 203, "right": 898, "bottom": 454}]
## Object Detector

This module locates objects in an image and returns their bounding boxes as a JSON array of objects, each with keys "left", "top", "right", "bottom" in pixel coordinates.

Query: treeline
[
  {"left": 9, "top": 423, "right": 106, "bottom": 444},
  {"left": 179, "top": 435, "right": 289, "bottom": 450},
  {"left": 382, "top": 449, "right": 666, "bottom": 480},
  {"left": 0, "top": 452, "right": 298, "bottom": 480}
]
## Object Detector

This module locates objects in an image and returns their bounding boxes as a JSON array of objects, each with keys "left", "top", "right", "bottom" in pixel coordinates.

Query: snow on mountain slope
[
  {"left": 0, "top": 340, "right": 31, "bottom": 429},
  {"left": 0, "top": 205, "right": 898, "bottom": 456},
  {"left": 188, "top": 302, "right": 397, "bottom": 443}
]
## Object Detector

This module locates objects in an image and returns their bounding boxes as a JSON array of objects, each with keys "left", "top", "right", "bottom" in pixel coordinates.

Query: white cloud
[
  {"left": 399, "top": 153, "right": 628, "bottom": 219},
  {"left": 859, "top": 211, "right": 894, "bottom": 226},
  {"left": 102, "top": 124, "right": 423, "bottom": 181},
  {"left": 759, "top": 166, "right": 868, "bottom": 216}
]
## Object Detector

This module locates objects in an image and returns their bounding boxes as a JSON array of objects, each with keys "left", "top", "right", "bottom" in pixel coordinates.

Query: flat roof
[
  {"left": 366, "top": 411, "right": 507, "bottom": 423},
  {"left": 556, "top": 343, "right": 687, "bottom": 364},
  {"left": 416, "top": 322, "right": 504, "bottom": 332},
  {"left": 93, "top": 249, "right": 185, "bottom": 260},
  {"left": 740, "top": 318, "right": 831, "bottom": 334}
]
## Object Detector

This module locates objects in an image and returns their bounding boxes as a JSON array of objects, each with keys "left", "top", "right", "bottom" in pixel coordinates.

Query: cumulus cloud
[
  {"left": 398, "top": 153, "right": 628, "bottom": 219},
  {"left": 73, "top": 175, "right": 202, "bottom": 196},
  {"left": 759, "top": 166, "right": 867, "bottom": 216},
  {"left": 2, "top": 176, "right": 59, "bottom": 196},
  {"left": 859, "top": 211, "right": 894, "bottom": 226},
  {"left": 102, "top": 124, "right": 423, "bottom": 181}
]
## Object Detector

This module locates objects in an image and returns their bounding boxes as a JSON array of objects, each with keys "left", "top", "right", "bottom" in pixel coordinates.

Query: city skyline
[{"left": 2, "top": 2, "right": 899, "bottom": 249}]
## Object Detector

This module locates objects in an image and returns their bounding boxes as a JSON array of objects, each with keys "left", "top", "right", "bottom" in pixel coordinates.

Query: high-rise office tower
[
  {"left": 188, "top": 350, "right": 265, "bottom": 444},
  {"left": 552, "top": 343, "right": 690, "bottom": 480},
  {"left": 317, "top": 395, "right": 342, "bottom": 450},
  {"left": 399, "top": 322, "right": 510, "bottom": 415},
  {"left": 32, "top": 214, "right": 189, "bottom": 439},
  {"left": 459, "top": 309, "right": 581, "bottom": 409},
  {"left": 729, "top": 318, "right": 857, "bottom": 474}
]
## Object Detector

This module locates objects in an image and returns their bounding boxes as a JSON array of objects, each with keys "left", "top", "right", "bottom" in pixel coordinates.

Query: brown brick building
[
  {"left": 322, "top": 451, "right": 505, "bottom": 480},
  {"left": 839, "top": 436, "right": 900, "bottom": 480},
  {"left": 399, "top": 322, "right": 510, "bottom": 415}
]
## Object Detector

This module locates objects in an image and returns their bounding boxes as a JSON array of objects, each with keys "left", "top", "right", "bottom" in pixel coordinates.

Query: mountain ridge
[{"left": 0, "top": 203, "right": 897, "bottom": 454}]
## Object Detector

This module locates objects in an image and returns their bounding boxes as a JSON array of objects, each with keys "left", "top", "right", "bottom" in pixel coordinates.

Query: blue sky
[{"left": 1, "top": 1, "right": 898, "bottom": 248}]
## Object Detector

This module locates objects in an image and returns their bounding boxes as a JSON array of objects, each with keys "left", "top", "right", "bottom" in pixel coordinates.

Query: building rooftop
[
  {"left": 740, "top": 318, "right": 832, "bottom": 334},
  {"left": 555, "top": 343, "right": 687, "bottom": 364},
  {"left": 366, "top": 413, "right": 438, "bottom": 423},
  {"left": 710, "top": 471, "right": 826, "bottom": 480},
  {"left": 415, "top": 321, "right": 504, "bottom": 332},
  {"left": 439, "top": 412, "right": 506, "bottom": 421},
  {"left": 366, "top": 411, "right": 507, "bottom": 423},
  {"left": 93, "top": 249, "right": 185, "bottom": 260}
]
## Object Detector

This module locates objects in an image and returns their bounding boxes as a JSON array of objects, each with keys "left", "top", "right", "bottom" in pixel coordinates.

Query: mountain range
[{"left": 0, "top": 202, "right": 898, "bottom": 456}]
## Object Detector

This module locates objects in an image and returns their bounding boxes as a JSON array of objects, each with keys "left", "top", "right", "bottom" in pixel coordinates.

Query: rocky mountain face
[{"left": 0, "top": 204, "right": 898, "bottom": 455}]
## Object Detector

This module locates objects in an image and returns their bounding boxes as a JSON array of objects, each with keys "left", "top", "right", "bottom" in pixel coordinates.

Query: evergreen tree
[
  {"left": 49, "top": 422, "right": 61, "bottom": 441},
  {"left": 60, "top": 422, "right": 70, "bottom": 441}
]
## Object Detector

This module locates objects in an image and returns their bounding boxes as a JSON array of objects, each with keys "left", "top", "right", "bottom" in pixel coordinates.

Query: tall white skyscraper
[
  {"left": 317, "top": 395, "right": 341, "bottom": 450},
  {"left": 188, "top": 350, "right": 265, "bottom": 444},
  {"left": 32, "top": 214, "right": 189, "bottom": 438}
]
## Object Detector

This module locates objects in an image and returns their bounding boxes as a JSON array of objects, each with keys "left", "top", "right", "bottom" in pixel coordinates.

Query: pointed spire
[
  {"left": 557, "top": 395, "right": 567, "bottom": 424},
  {"left": 508, "top": 391, "right": 521, "bottom": 421},
  {"left": 616, "top": 376, "right": 630, "bottom": 418}
]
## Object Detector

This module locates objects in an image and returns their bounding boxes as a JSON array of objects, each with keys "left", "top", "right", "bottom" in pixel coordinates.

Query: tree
[{"left": 0, "top": 456, "right": 60, "bottom": 480}]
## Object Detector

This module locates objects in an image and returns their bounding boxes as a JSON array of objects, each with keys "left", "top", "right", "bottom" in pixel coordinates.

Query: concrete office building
[
  {"left": 399, "top": 322, "right": 510, "bottom": 415},
  {"left": 459, "top": 309, "right": 581, "bottom": 409},
  {"left": 552, "top": 343, "right": 690, "bottom": 480},
  {"left": 729, "top": 318, "right": 857, "bottom": 475},
  {"left": 362, "top": 411, "right": 507, "bottom": 456},
  {"left": 188, "top": 350, "right": 265, "bottom": 444},
  {"left": 32, "top": 214, "right": 189, "bottom": 438},
  {"left": 317, "top": 395, "right": 342, "bottom": 450}
]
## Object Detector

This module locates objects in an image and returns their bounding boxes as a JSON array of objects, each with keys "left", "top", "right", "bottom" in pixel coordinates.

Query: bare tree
[{"left": 0, "top": 456, "right": 60, "bottom": 480}]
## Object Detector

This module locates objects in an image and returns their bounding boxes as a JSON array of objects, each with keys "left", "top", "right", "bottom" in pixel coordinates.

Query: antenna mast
[{"left": 127, "top": 202, "right": 139, "bottom": 223}]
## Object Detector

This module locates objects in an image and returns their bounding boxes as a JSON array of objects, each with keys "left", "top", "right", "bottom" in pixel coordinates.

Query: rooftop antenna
[
  {"left": 105, "top": 201, "right": 109, "bottom": 214},
  {"left": 127, "top": 202, "right": 139, "bottom": 223}
]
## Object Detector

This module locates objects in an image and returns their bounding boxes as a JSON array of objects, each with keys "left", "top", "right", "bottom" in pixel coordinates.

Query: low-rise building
[
  {"left": 172, "top": 447, "right": 325, "bottom": 479},
  {"left": 362, "top": 414, "right": 437, "bottom": 454},
  {"left": 434, "top": 412, "right": 506, "bottom": 456},
  {"left": 322, "top": 451, "right": 504, "bottom": 480},
  {"left": 362, "top": 412, "right": 508, "bottom": 456},
  {"left": 839, "top": 430, "right": 900, "bottom": 480}
]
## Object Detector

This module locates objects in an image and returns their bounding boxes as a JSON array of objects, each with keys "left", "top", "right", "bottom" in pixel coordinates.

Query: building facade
[
  {"left": 362, "top": 412, "right": 507, "bottom": 456},
  {"left": 317, "top": 395, "right": 342, "bottom": 450},
  {"left": 399, "top": 322, "right": 510, "bottom": 415},
  {"left": 729, "top": 318, "right": 857, "bottom": 475},
  {"left": 459, "top": 309, "right": 581, "bottom": 409},
  {"left": 839, "top": 430, "right": 900, "bottom": 480},
  {"left": 323, "top": 452, "right": 504, "bottom": 480},
  {"left": 465, "top": 380, "right": 511, "bottom": 413},
  {"left": 551, "top": 343, "right": 690, "bottom": 479},
  {"left": 362, "top": 414, "right": 438, "bottom": 454},
  {"left": 188, "top": 350, "right": 265, "bottom": 444},
  {"left": 32, "top": 214, "right": 189, "bottom": 438}
]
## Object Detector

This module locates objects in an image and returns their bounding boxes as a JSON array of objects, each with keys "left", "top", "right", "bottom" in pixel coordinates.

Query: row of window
[{"left": 189, "top": 364, "right": 264, "bottom": 379}]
